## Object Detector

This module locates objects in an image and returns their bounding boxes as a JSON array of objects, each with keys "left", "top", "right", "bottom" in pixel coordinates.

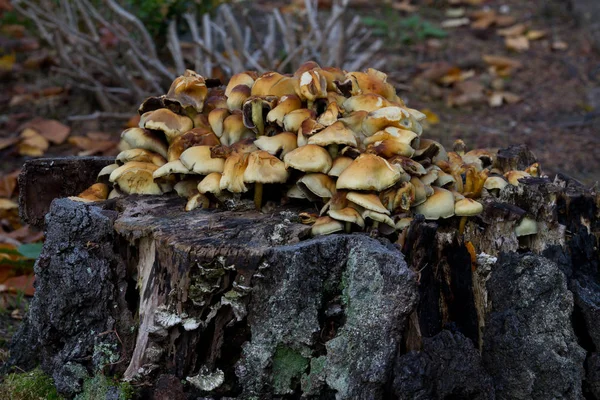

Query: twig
[{"left": 67, "top": 111, "right": 133, "bottom": 121}]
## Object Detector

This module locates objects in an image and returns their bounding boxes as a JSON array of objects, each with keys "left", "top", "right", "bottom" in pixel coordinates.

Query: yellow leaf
[
  {"left": 421, "top": 109, "right": 440, "bottom": 125},
  {"left": 18, "top": 128, "right": 49, "bottom": 157},
  {"left": 0, "top": 52, "right": 16, "bottom": 71}
]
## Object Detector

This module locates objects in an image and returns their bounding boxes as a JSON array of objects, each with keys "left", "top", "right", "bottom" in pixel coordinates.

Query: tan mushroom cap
[
  {"left": 243, "top": 150, "right": 289, "bottom": 184},
  {"left": 316, "top": 102, "right": 342, "bottom": 126},
  {"left": 297, "top": 173, "right": 336, "bottom": 199},
  {"left": 328, "top": 156, "right": 353, "bottom": 177},
  {"left": 198, "top": 172, "right": 223, "bottom": 195},
  {"left": 226, "top": 84, "right": 252, "bottom": 111},
  {"left": 294, "top": 61, "right": 321, "bottom": 77},
  {"left": 284, "top": 144, "right": 332, "bottom": 173},
  {"left": 141, "top": 108, "right": 194, "bottom": 144},
  {"left": 225, "top": 72, "right": 256, "bottom": 97},
  {"left": 414, "top": 139, "right": 449, "bottom": 163},
  {"left": 98, "top": 163, "right": 119, "bottom": 180},
  {"left": 337, "top": 154, "right": 400, "bottom": 191},
  {"left": 208, "top": 108, "right": 231, "bottom": 138},
  {"left": 109, "top": 161, "right": 162, "bottom": 195},
  {"left": 366, "top": 139, "right": 415, "bottom": 159},
  {"left": 298, "top": 69, "right": 328, "bottom": 102},
  {"left": 341, "top": 69, "right": 397, "bottom": 100},
  {"left": 346, "top": 192, "right": 389, "bottom": 215},
  {"left": 362, "top": 106, "right": 414, "bottom": 137},
  {"left": 221, "top": 113, "right": 254, "bottom": 146},
  {"left": 266, "top": 94, "right": 303, "bottom": 127},
  {"left": 484, "top": 176, "right": 508, "bottom": 191},
  {"left": 297, "top": 118, "right": 325, "bottom": 147},
  {"left": 121, "top": 128, "right": 168, "bottom": 159},
  {"left": 283, "top": 108, "right": 316, "bottom": 133},
  {"left": 505, "top": 170, "right": 531, "bottom": 186},
  {"left": 434, "top": 170, "right": 456, "bottom": 187},
  {"left": 454, "top": 198, "right": 483, "bottom": 216},
  {"left": 168, "top": 128, "right": 220, "bottom": 162},
  {"left": 307, "top": 121, "right": 358, "bottom": 148},
  {"left": 410, "top": 176, "right": 430, "bottom": 207},
  {"left": 362, "top": 210, "right": 396, "bottom": 233},
  {"left": 395, "top": 217, "right": 413, "bottom": 230},
  {"left": 252, "top": 73, "right": 297, "bottom": 97},
  {"left": 388, "top": 155, "right": 426, "bottom": 176},
  {"left": 165, "top": 70, "right": 207, "bottom": 112},
  {"left": 180, "top": 146, "right": 225, "bottom": 174},
  {"left": 116, "top": 148, "right": 166, "bottom": 166},
  {"left": 220, "top": 152, "right": 249, "bottom": 193},
  {"left": 254, "top": 132, "right": 298, "bottom": 158},
  {"left": 342, "top": 93, "right": 393, "bottom": 113},
  {"left": 515, "top": 217, "right": 538, "bottom": 237},
  {"left": 186, "top": 193, "right": 210, "bottom": 211},
  {"left": 413, "top": 187, "right": 455, "bottom": 220},
  {"left": 153, "top": 160, "right": 191, "bottom": 179},
  {"left": 328, "top": 207, "right": 365, "bottom": 228},
  {"left": 311, "top": 216, "right": 344, "bottom": 236},
  {"left": 420, "top": 167, "right": 440, "bottom": 186},
  {"left": 76, "top": 183, "right": 109, "bottom": 202},
  {"left": 174, "top": 180, "right": 200, "bottom": 198},
  {"left": 364, "top": 127, "right": 418, "bottom": 146},
  {"left": 287, "top": 184, "right": 307, "bottom": 199}
]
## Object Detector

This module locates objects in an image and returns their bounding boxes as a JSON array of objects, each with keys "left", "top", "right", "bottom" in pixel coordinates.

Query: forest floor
[{"left": 0, "top": 0, "right": 599, "bottom": 365}]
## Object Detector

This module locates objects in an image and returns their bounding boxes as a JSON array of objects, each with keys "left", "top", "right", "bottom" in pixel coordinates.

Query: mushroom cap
[
  {"left": 414, "top": 139, "right": 449, "bottom": 163},
  {"left": 297, "top": 118, "right": 325, "bottom": 147},
  {"left": 225, "top": 72, "right": 256, "bottom": 97},
  {"left": 316, "top": 101, "right": 342, "bottom": 126},
  {"left": 362, "top": 210, "right": 396, "bottom": 232},
  {"left": 366, "top": 139, "right": 415, "bottom": 159},
  {"left": 116, "top": 148, "right": 167, "bottom": 166},
  {"left": 515, "top": 217, "right": 538, "bottom": 237},
  {"left": 109, "top": 161, "right": 162, "bottom": 195},
  {"left": 454, "top": 198, "right": 484, "bottom": 216},
  {"left": 220, "top": 152, "right": 249, "bottom": 193},
  {"left": 420, "top": 166, "right": 440, "bottom": 186},
  {"left": 221, "top": 113, "right": 254, "bottom": 146},
  {"left": 286, "top": 184, "right": 307, "bottom": 199},
  {"left": 395, "top": 217, "right": 413, "bottom": 230},
  {"left": 297, "top": 173, "right": 336, "bottom": 199},
  {"left": 484, "top": 176, "right": 508, "bottom": 191},
  {"left": 153, "top": 160, "right": 191, "bottom": 179},
  {"left": 284, "top": 144, "right": 332, "bottom": 173},
  {"left": 226, "top": 84, "right": 252, "bottom": 111},
  {"left": 410, "top": 176, "right": 430, "bottom": 206},
  {"left": 198, "top": 172, "right": 223, "bottom": 195},
  {"left": 283, "top": 108, "right": 316, "bottom": 133},
  {"left": 362, "top": 106, "right": 414, "bottom": 136},
  {"left": 328, "top": 156, "right": 353, "bottom": 177},
  {"left": 208, "top": 108, "right": 231, "bottom": 138},
  {"left": 387, "top": 155, "right": 426, "bottom": 176},
  {"left": 297, "top": 69, "right": 328, "bottom": 102},
  {"left": 77, "top": 183, "right": 109, "bottom": 202},
  {"left": 294, "top": 61, "right": 321, "bottom": 77},
  {"left": 174, "top": 180, "right": 200, "bottom": 198},
  {"left": 141, "top": 108, "right": 194, "bottom": 144},
  {"left": 252, "top": 73, "right": 297, "bottom": 97},
  {"left": 434, "top": 170, "right": 456, "bottom": 187},
  {"left": 243, "top": 150, "right": 289, "bottom": 184},
  {"left": 364, "top": 127, "right": 418, "bottom": 146},
  {"left": 254, "top": 132, "right": 298, "bottom": 158},
  {"left": 180, "top": 146, "right": 225, "bottom": 174},
  {"left": 413, "top": 187, "right": 455, "bottom": 220},
  {"left": 165, "top": 70, "right": 207, "bottom": 112},
  {"left": 168, "top": 128, "right": 220, "bottom": 162},
  {"left": 343, "top": 93, "right": 393, "bottom": 113},
  {"left": 186, "top": 193, "right": 210, "bottom": 211},
  {"left": 121, "top": 128, "right": 168, "bottom": 159},
  {"left": 341, "top": 69, "right": 397, "bottom": 100},
  {"left": 336, "top": 154, "right": 400, "bottom": 191},
  {"left": 266, "top": 94, "right": 303, "bottom": 126},
  {"left": 307, "top": 121, "right": 358, "bottom": 147},
  {"left": 328, "top": 207, "right": 365, "bottom": 228},
  {"left": 505, "top": 170, "right": 531, "bottom": 186},
  {"left": 98, "top": 163, "right": 119, "bottom": 180},
  {"left": 311, "top": 216, "right": 344, "bottom": 236},
  {"left": 346, "top": 191, "right": 389, "bottom": 215}
]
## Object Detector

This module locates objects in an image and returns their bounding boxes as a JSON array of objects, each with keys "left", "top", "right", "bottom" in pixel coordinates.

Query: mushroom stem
[
  {"left": 458, "top": 216, "right": 467, "bottom": 235},
  {"left": 345, "top": 221, "right": 351, "bottom": 233},
  {"left": 327, "top": 144, "right": 338, "bottom": 159},
  {"left": 252, "top": 101, "right": 265, "bottom": 136},
  {"left": 254, "top": 182, "right": 264, "bottom": 210}
]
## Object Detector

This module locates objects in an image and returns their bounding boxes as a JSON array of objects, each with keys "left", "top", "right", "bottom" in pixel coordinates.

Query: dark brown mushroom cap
[{"left": 121, "top": 127, "right": 168, "bottom": 159}]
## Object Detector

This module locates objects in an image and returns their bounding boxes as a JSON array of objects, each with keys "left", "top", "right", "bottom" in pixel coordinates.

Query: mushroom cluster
[{"left": 77, "top": 63, "right": 542, "bottom": 237}]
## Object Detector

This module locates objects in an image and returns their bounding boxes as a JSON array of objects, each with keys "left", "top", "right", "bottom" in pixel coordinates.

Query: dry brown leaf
[
  {"left": 125, "top": 114, "right": 141, "bottom": 128},
  {"left": 439, "top": 68, "right": 475, "bottom": 85},
  {"left": 488, "top": 92, "right": 504, "bottom": 107},
  {"left": 482, "top": 55, "right": 523, "bottom": 69},
  {"left": 526, "top": 30, "right": 546, "bottom": 41},
  {"left": 0, "top": 137, "right": 19, "bottom": 151},
  {"left": 502, "top": 92, "right": 522, "bottom": 104},
  {"left": 448, "top": 80, "right": 485, "bottom": 107},
  {"left": 552, "top": 40, "right": 568, "bottom": 51},
  {"left": 68, "top": 136, "right": 117, "bottom": 155},
  {"left": 26, "top": 118, "right": 71, "bottom": 144},
  {"left": 392, "top": 0, "right": 417, "bottom": 12},
  {"left": 8, "top": 94, "right": 35, "bottom": 107},
  {"left": 442, "top": 18, "right": 470, "bottom": 28},
  {"left": 505, "top": 36, "right": 529, "bottom": 52},
  {"left": 0, "top": 198, "right": 18, "bottom": 210},
  {"left": 494, "top": 15, "right": 517, "bottom": 27},
  {"left": 86, "top": 131, "right": 113, "bottom": 141},
  {"left": 0, "top": 170, "right": 20, "bottom": 198},
  {"left": 1, "top": 275, "right": 35, "bottom": 296},
  {"left": 40, "top": 87, "right": 65, "bottom": 97},
  {"left": 471, "top": 12, "right": 496, "bottom": 30},
  {"left": 497, "top": 23, "right": 527, "bottom": 37},
  {"left": 18, "top": 128, "right": 49, "bottom": 156},
  {"left": 488, "top": 91, "right": 522, "bottom": 107},
  {"left": 446, "top": 8, "right": 465, "bottom": 18}
]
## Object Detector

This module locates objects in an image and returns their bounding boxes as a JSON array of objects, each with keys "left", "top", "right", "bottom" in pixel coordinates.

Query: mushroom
[
  {"left": 97, "top": 163, "right": 119, "bottom": 184},
  {"left": 307, "top": 121, "right": 358, "bottom": 158},
  {"left": 141, "top": 108, "right": 194, "bottom": 144},
  {"left": 174, "top": 180, "right": 200, "bottom": 198},
  {"left": 198, "top": 172, "right": 228, "bottom": 203},
  {"left": 283, "top": 108, "right": 316, "bottom": 133},
  {"left": 220, "top": 112, "right": 254, "bottom": 146},
  {"left": 483, "top": 176, "right": 508, "bottom": 196},
  {"left": 186, "top": 193, "right": 210, "bottom": 211},
  {"left": 167, "top": 128, "right": 220, "bottom": 162},
  {"left": 109, "top": 161, "right": 162, "bottom": 195},
  {"left": 296, "top": 173, "right": 336, "bottom": 202},
  {"left": 220, "top": 152, "right": 250, "bottom": 194},
  {"left": 74, "top": 183, "right": 109, "bottom": 202},
  {"left": 316, "top": 102, "right": 342, "bottom": 126},
  {"left": 164, "top": 69, "right": 208, "bottom": 113},
  {"left": 366, "top": 139, "right": 415, "bottom": 159},
  {"left": 342, "top": 93, "right": 393, "bottom": 113},
  {"left": 297, "top": 69, "right": 328, "bottom": 108},
  {"left": 337, "top": 154, "right": 401, "bottom": 192},
  {"left": 361, "top": 106, "right": 415, "bottom": 137},
  {"left": 226, "top": 84, "right": 252, "bottom": 111},
  {"left": 254, "top": 132, "right": 298, "bottom": 158},
  {"left": 243, "top": 150, "right": 289, "bottom": 210},
  {"left": 121, "top": 128, "right": 168, "bottom": 159},
  {"left": 116, "top": 148, "right": 166, "bottom": 166},
  {"left": 505, "top": 170, "right": 531, "bottom": 186},
  {"left": 311, "top": 216, "right": 344, "bottom": 236},
  {"left": 455, "top": 198, "right": 484, "bottom": 234},
  {"left": 225, "top": 72, "right": 256, "bottom": 97},
  {"left": 284, "top": 144, "right": 333, "bottom": 174},
  {"left": 153, "top": 160, "right": 191, "bottom": 180},
  {"left": 328, "top": 156, "right": 353, "bottom": 177},
  {"left": 208, "top": 108, "right": 230, "bottom": 137},
  {"left": 328, "top": 207, "right": 364, "bottom": 233},
  {"left": 346, "top": 191, "right": 389, "bottom": 215},
  {"left": 362, "top": 210, "right": 396, "bottom": 235},
  {"left": 266, "top": 94, "right": 303, "bottom": 127},
  {"left": 515, "top": 217, "right": 538, "bottom": 237},
  {"left": 413, "top": 187, "right": 455, "bottom": 220},
  {"left": 297, "top": 118, "right": 325, "bottom": 147},
  {"left": 179, "top": 146, "right": 225, "bottom": 175},
  {"left": 242, "top": 96, "right": 278, "bottom": 136}
]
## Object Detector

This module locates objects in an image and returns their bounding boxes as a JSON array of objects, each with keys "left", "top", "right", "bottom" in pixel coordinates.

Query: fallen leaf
[
  {"left": 9, "top": 93, "right": 35, "bottom": 107},
  {"left": 497, "top": 23, "right": 527, "bottom": 37},
  {"left": 1, "top": 274, "right": 35, "bottom": 296},
  {"left": 0, "top": 0, "right": 13, "bottom": 11},
  {"left": 86, "top": 131, "right": 113, "bottom": 141},
  {"left": 488, "top": 91, "right": 522, "bottom": 107},
  {"left": 0, "top": 137, "right": 19, "bottom": 151},
  {"left": 552, "top": 40, "right": 568, "bottom": 51},
  {"left": 0, "top": 265, "right": 15, "bottom": 283},
  {"left": 421, "top": 109, "right": 440, "bottom": 125},
  {"left": 482, "top": 54, "right": 523, "bottom": 69},
  {"left": 502, "top": 91, "right": 522, "bottom": 104},
  {"left": 0, "top": 198, "right": 18, "bottom": 210},
  {"left": 494, "top": 15, "right": 517, "bottom": 27},
  {"left": 446, "top": 8, "right": 466, "bottom": 18},
  {"left": 18, "top": 128, "right": 49, "bottom": 156},
  {"left": 471, "top": 11, "right": 496, "bottom": 30},
  {"left": 488, "top": 92, "right": 504, "bottom": 107},
  {"left": 448, "top": 80, "right": 485, "bottom": 107},
  {"left": 40, "top": 86, "right": 65, "bottom": 97},
  {"left": 392, "top": 0, "right": 417, "bottom": 12},
  {"left": 526, "top": 30, "right": 546, "bottom": 41},
  {"left": 25, "top": 118, "right": 71, "bottom": 144},
  {"left": 505, "top": 35, "right": 529, "bottom": 52},
  {"left": 68, "top": 136, "right": 117, "bottom": 155},
  {"left": 125, "top": 114, "right": 141, "bottom": 128},
  {"left": 442, "top": 18, "right": 470, "bottom": 28},
  {"left": 439, "top": 67, "right": 475, "bottom": 85},
  {"left": 0, "top": 170, "right": 19, "bottom": 198}
]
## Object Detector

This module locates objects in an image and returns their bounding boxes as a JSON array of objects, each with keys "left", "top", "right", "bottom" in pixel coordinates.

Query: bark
[{"left": 6, "top": 147, "right": 600, "bottom": 399}]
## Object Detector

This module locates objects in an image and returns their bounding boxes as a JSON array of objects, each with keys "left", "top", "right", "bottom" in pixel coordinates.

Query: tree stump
[{"left": 7, "top": 148, "right": 600, "bottom": 400}]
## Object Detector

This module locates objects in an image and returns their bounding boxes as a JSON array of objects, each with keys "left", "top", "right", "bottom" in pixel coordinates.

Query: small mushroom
[
  {"left": 225, "top": 72, "right": 256, "bottom": 97},
  {"left": 208, "top": 108, "right": 231, "bottom": 137},
  {"left": 186, "top": 193, "right": 210, "bottom": 211},
  {"left": 254, "top": 132, "right": 298, "bottom": 158},
  {"left": 266, "top": 94, "right": 303, "bottom": 127},
  {"left": 121, "top": 128, "right": 168, "bottom": 159},
  {"left": 74, "top": 183, "right": 109, "bottom": 202},
  {"left": 141, "top": 108, "right": 194, "bottom": 144},
  {"left": 328, "top": 156, "right": 353, "bottom": 177},
  {"left": 297, "top": 173, "right": 336, "bottom": 202},
  {"left": 168, "top": 128, "right": 220, "bottom": 162},
  {"left": 328, "top": 207, "right": 364, "bottom": 232},
  {"left": 109, "top": 161, "right": 162, "bottom": 195},
  {"left": 283, "top": 108, "right": 316, "bottom": 133},
  {"left": 311, "top": 216, "right": 344, "bottom": 236},
  {"left": 455, "top": 198, "right": 484, "bottom": 234},
  {"left": 337, "top": 154, "right": 400, "bottom": 192},
  {"left": 243, "top": 150, "right": 289, "bottom": 210},
  {"left": 242, "top": 96, "right": 278, "bottom": 136},
  {"left": 505, "top": 170, "right": 531, "bottom": 186},
  {"left": 221, "top": 112, "right": 255, "bottom": 146},
  {"left": 226, "top": 84, "right": 252, "bottom": 111},
  {"left": 342, "top": 93, "right": 393, "bottom": 113},
  {"left": 307, "top": 121, "right": 358, "bottom": 158},
  {"left": 164, "top": 70, "right": 208, "bottom": 113},
  {"left": 116, "top": 148, "right": 166, "bottom": 166},
  {"left": 346, "top": 192, "right": 389, "bottom": 215},
  {"left": 179, "top": 146, "right": 225, "bottom": 175},
  {"left": 284, "top": 144, "right": 333, "bottom": 174},
  {"left": 413, "top": 187, "right": 455, "bottom": 220},
  {"left": 515, "top": 217, "right": 538, "bottom": 237},
  {"left": 220, "top": 152, "right": 250, "bottom": 194}
]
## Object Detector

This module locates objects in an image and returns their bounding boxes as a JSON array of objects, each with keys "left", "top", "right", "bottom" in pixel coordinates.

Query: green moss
[
  {"left": 0, "top": 368, "right": 63, "bottom": 400},
  {"left": 75, "top": 375, "right": 134, "bottom": 400},
  {"left": 300, "top": 356, "right": 327, "bottom": 394},
  {"left": 271, "top": 346, "right": 309, "bottom": 394}
]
